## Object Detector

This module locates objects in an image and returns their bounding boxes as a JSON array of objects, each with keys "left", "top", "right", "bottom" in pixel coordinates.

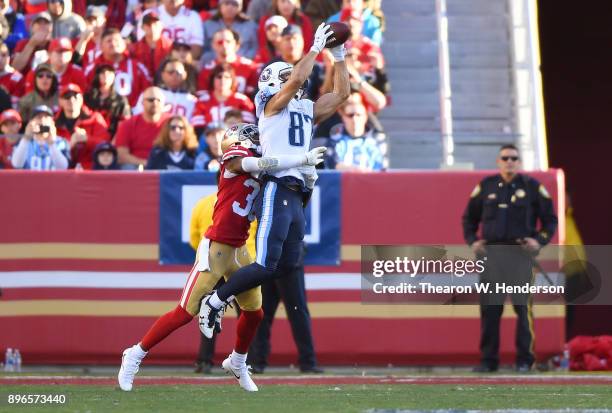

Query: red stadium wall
[{"left": 0, "top": 170, "right": 565, "bottom": 366}]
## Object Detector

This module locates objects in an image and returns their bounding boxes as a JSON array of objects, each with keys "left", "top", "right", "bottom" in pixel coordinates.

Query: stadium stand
[{"left": 380, "top": 0, "right": 517, "bottom": 169}]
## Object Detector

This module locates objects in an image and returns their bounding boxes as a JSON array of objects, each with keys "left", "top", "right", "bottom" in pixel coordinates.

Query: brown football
[{"left": 325, "top": 22, "right": 350, "bottom": 48}]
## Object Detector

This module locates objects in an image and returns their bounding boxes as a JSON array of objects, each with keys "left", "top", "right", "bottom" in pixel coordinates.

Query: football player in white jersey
[{"left": 199, "top": 22, "right": 349, "bottom": 379}]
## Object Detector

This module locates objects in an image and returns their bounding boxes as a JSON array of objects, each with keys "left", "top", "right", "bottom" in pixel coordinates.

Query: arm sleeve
[
  {"left": 49, "top": 141, "right": 69, "bottom": 170},
  {"left": 535, "top": 184, "right": 558, "bottom": 245},
  {"left": 241, "top": 154, "right": 306, "bottom": 172},
  {"left": 10, "top": 138, "right": 28, "bottom": 168},
  {"left": 462, "top": 183, "right": 484, "bottom": 245}
]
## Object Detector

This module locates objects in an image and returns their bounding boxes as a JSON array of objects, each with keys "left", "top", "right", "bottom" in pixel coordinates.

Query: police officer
[{"left": 462, "top": 144, "right": 558, "bottom": 373}]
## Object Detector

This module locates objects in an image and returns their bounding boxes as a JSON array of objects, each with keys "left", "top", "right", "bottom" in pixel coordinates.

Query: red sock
[
  {"left": 140, "top": 305, "right": 193, "bottom": 351},
  {"left": 234, "top": 309, "right": 264, "bottom": 354}
]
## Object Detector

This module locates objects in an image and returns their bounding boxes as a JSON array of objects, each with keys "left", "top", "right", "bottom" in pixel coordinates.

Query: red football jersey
[
  {"left": 81, "top": 41, "right": 102, "bottom": 69},
  {"left": 191, "top": 91, "right": 255, "bottom": 128},
  {"left": 205, "top": 145, "right": 260, "bottom": 247},
  {"left": 197, "top": 57, "right": 260, "bottom": 96}
]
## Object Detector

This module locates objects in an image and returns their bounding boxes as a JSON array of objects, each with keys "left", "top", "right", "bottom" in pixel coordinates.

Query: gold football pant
[{"left": 179, "top": 239, "right": 262, "bottom": 316}]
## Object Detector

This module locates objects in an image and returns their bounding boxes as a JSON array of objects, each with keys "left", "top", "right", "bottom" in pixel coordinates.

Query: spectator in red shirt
[
  {"left": 115, "top": 86, "right": 169, "bottom": 169},
  {"left": 73, "top": 6, "right": 107, "bottom": 69},
  {"left": 85, "top": 28, "right": 152, "bottom": 106},
  {"left": 0, "top": 42, "right": 25, "bottom": 106},
  {"left": 129, "top": 10, "right": 173, "bottom": 77},
  {"left": 253, "top": 15, "right": 287, "bottom": 65},
  {"left": 23, "top": 37, "right": 87, "bottom": 95},
  {"left": 12, "top": 11, "right": 53, "bottom": 74},
  {"left": 0, "top": 109, "right": 22, "bottom": 169},
  {"left": 191, "top": 63, "right": 255, "bottom": 135},
  {"left": 55, "top": 83, "right": 110, "bottom": 169},
  {"left": 83, "top": 63, "right": 131, "bottom": 138},
  {"left": 258, "top": 0, "right": 313, "bottom": 55},
  {"left": 197, "top": 28, "right": 259, "bottom": 96}
]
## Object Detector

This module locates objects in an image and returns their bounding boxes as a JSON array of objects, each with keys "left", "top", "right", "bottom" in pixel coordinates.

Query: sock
[
  {"left": 216, "top": 263, "right": 276, "bottom": 301},
  {"left": 230, "top": 350, "right": 247, "bottom": 367},
  {"left": 234, "top": 308, "right": 264, "bottom": 355},
  {"left": 133, "top": 344, "right": 148, "bottom": 359},
  {"left": 140, "top": 305, "right": 193, "bottom": 351},
  {"left": 207, "top": 292, "right": 224, "bottom": 310}
]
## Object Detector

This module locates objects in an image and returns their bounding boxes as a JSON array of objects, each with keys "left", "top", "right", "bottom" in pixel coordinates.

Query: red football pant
[
  {"left": 140, "top": 305, "right": 193, "bottom": 351},
  {"left": 235, "top": 308, "right": 264, "bottom": 354}
]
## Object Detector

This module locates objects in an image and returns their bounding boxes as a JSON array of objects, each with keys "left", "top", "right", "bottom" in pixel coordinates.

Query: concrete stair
[{"left": 380, "top": 0, "right": 516, "bottom": 169}]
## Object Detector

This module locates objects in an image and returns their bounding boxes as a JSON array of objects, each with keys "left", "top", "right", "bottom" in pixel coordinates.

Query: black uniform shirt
[{"left": 462, "top": 174, "right": 558, "bottom": 246}]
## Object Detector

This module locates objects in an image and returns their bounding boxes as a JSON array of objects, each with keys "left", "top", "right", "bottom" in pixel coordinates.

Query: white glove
[
  {"left": 298, "top": 165, "right": 318, "bottom": 190},
  {"left": 330, "top": 44, "right": 346, "bottom": 62},
  {"left": 303, "top": 146, "right": 327, "bottom": 166},
  {"left": 310, "top": 23, "right": 333, "bottom": 54}
]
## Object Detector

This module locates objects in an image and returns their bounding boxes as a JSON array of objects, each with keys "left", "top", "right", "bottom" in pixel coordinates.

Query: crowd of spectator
[{"left": 0, "top": 0, "right": 389, "bottom": 172}]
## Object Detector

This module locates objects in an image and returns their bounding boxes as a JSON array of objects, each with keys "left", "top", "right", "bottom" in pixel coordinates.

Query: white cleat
[
  {"left": 222, "top": 356, "right": 258, "bottom": 392},
  {"left": 198, "top": 295, "right": 224, "bottom": 339},
  {"left": 118, "top": 346, "right": 143, "bottom": 391}
]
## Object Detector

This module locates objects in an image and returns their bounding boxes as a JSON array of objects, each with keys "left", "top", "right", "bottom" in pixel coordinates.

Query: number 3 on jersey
[
  {"left": 232, "top": 178, "right": 260, "bottom": 217},
  {"left": 289, "top": 111, "right": 312, "bottom": 147}
]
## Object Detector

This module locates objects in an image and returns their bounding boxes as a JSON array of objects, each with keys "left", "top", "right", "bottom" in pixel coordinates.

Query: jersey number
[
  {"left": 232, "top": 178, "right": 260, "bottom": 217},
  {"left": 288, "top": 111, "right": 312, "bottom": 147}
]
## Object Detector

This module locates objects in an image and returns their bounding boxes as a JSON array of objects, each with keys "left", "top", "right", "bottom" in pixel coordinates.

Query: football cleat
[
  {"left": 222, "top": 356, "right": 258, "bottom": 392},
  {"left": 198, "top": 295, "right": 224, "bottom": 339},
  {"left": 118, "top": 345, "right": 144, "bottom": 391}
]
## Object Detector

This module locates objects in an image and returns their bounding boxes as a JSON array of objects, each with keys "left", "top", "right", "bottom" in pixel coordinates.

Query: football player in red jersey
[{"left": 118, "top": 123, "right": 326, "bottom": 392}]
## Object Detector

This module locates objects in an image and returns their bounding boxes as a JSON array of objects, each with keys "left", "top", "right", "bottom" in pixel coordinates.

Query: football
[{"left": 325, "top": 22, "right": 350, "bottom": 48}]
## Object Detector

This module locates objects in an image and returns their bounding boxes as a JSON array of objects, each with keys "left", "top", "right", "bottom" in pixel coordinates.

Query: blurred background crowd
[{"left": 0, "top": 0, "right": 390, "bottom": 172}]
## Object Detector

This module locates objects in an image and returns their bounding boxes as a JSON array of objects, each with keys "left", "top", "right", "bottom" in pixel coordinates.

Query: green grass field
[{"left": 1, "top": 384, "right": 612, "bottom": 413}]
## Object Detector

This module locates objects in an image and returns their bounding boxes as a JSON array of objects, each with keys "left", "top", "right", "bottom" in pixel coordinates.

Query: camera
[{"left": 36, "top": 125, "right": 50, "bottom": 134}]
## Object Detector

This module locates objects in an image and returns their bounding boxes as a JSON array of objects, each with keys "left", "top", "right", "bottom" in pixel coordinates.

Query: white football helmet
[
  {"left": 222, "top": 123, "right": 261, "bottom": 154},
  {"left": 258, "top": 61, "right": 307, "bottom": 100}
]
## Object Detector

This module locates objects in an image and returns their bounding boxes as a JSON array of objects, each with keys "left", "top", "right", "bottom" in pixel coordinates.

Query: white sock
[
  {"left": 133, "top": 343, "right": 148, "bottom": 359},
  {"left": 230, "top": 350, "right": 247, "bottom": 367},
  {"left": 208, "top": 292, "right": 224, "bottom": 309}
]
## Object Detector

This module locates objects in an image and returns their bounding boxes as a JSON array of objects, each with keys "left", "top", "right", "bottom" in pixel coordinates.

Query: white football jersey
[
  {"left": 133, "top": 89, "right": 197, "bottom": 119},
  {"left": 137, "top": 5, "right": 204, "bottom": 45},
  {"left": 158, "top": 5, "right": 204, "bottom": 45},
  {"left": 256, "top": 87, "right": 314, "bottom": 182}
]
